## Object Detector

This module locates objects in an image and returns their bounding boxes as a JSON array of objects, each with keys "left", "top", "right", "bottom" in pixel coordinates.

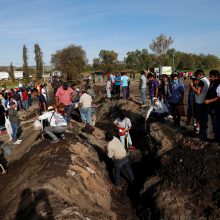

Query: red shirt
[{"left": 22, "top": 91, "right": 28, "bottom": 101}]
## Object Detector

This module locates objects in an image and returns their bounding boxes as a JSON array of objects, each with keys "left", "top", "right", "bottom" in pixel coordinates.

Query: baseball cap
[
  {"left": 9, "top": 101, "right": 16, "bottom": 106},
  {"left": 48, "top": 106, "right": 54, "bottom": 111}
]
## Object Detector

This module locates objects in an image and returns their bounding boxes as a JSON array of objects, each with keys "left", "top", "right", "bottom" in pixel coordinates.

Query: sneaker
[
  {"left": 14, "top": 140, "right": 21, "bottom": 145},
  {"left": 196, "top": 128, "right": 200, "bottom": 134},
  {"left": 50, "top": 139, "right": 59, "bottom": 144}
]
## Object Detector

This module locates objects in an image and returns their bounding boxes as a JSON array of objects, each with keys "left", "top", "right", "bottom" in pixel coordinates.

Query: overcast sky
[{"left": 0, "top": 0, "right": 219, "bottom": 66}]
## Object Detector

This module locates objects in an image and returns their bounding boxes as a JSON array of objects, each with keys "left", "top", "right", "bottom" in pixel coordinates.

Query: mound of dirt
[
  {"left": 138, "top": 121, "right": 220, "bottom": 220},
  {"left": 0, "top": 121, "right": 137, "bottom": 220}
]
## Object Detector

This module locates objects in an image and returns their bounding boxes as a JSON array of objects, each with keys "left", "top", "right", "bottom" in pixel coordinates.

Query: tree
[
  {"left": 125, "top": 49, "right": 153, "bottom": 71},
  {"left": 9, "top": 62, "right": 15, "bottom": 82},
  {"left": 93, "top": 58, "right": 103, "bottom": 71},
  {"left": 51, "top": 44, "right": 87, "bottom": 80},
  {"left": 149, "top": 34, "right": 173, "bottom": 66},
  {"left": 23, "top": 45, "right": 29, "bottom": 79},
  {"left": 201, "top": 54, "right": 220, "bottom": 69},
  {"left": 99, "top": 50, "right": 118, "bottom": 72},
  {"left": 34, "top": 44, "right": 44, "bottom": 79}
]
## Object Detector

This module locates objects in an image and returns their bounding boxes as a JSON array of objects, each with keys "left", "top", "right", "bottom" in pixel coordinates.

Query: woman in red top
[{"left": 21, "top": 89, "right": 29, "bottom": 111}]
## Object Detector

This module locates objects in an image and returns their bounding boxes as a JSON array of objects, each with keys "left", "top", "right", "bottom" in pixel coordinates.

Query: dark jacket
[{"left": 8, "top": 109, "right": 20, "bottom": 124}]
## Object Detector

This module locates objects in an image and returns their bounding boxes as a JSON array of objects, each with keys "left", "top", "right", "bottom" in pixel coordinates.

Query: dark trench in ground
[
  {"left": 94, "top": 102, "right": 162, "bottom": 219},
  {"left": 95, "top": 100, "right": 220, "bottom": 219}
]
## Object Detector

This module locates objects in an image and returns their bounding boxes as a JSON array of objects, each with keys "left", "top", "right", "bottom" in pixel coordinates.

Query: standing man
[
  {"left": 115, "top": 72, "right": 121, "bottom": 99},
  {"left": 121, "top": 72, "right": 129, "bottom": 100},
  {"left": 110, "top": 73, "right": 115, "bottom": 96},
  {"left": 147, "top": 73, "right": 159, "bottom": 104},
  {"left": 190, "top": 69, "right": 210, "bottom": 139},
  {"left": 169, "top": 73, "right": 184, "bottom": 126},
  {"left": 56, "top": 82, "right": 74, "bottom": 122},
  {"left": 32, "top": 88, "right": 47, "bottom": 114},
  {"left": 204, "top": 70, "right": 220, "bottom": 142},
  {"left": 79, "top": 91, "right": 93, "bottom": 125},
  {"left": 8, "top": 101, "right": 22, "bottom": 145},
  {"left": 114, "top": 112, "right": 133, "bottom": 148},
  {"left": 105, "top": 132, "right": 134, "bottom": 187},
  {"left": 139, "top": 71, "right": 147, "bottom": 107}
]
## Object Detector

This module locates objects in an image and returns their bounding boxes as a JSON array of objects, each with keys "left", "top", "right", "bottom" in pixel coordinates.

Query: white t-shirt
[
  {"left": 79, "top": 93, "right": 93, "bottom": 108},
  {"left": 195, "top": 77, "right": 210, "bottom": 104},
  {"left": 107, "top": 137, "right": 127, "bottom": 159},
  {"left": 114, "top": 117, "right": 132, "bottom": 129},
  {"left": 38, "top": 111, "right": 67, "bottom": 127},
  {"left": 140, "top": 75, "right": 147, "bottom": 89},
  {"left": 106, "top": 80, "right": 111, "bottom": 91},
  {"left": 41, "top": 88, "right": 47, "bottom": 100},
  {"left": 216, "top": 85, "right": 220, "bottom": 97},
  {"left": 7, "top": 99, "right": 17, "bottom": 110}
]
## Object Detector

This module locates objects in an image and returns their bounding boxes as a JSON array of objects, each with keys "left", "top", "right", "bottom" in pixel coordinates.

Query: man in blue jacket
[{"left": 169, "top": 73, "right": 184, "bottom": 125}]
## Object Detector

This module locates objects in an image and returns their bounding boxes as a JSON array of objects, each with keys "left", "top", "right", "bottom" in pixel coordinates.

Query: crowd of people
[
  {"left": 103, "top": 69, "right": 220, "bottom": 143},
  {"left": 0, "top": 68, "right": 219, "bottom": 186},
  {"left": 0, "top": 77, "right": 97, "bottom": 145},
  {"left": 143, "top": 69, "right": 220, "bottom": 142}
]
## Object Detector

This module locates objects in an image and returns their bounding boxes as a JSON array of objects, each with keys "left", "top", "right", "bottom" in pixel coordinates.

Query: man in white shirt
[
  {"left": 105, "top": 132, "right": 134, "bottom": 187},
  {"left": 114, "top": 112, "right": 132, "bottom": 148},
  {"left": 190, "top": 69, "right": 210, "bottom": 138},
  {"left": 79, "top": 91, "right": 93, "bottom": 125},
  {"left": 38, "top": 106, "right": 67, "bottom": 143},
  {"left": 139, "top": 71, "right": 147, "bottom": 106}
]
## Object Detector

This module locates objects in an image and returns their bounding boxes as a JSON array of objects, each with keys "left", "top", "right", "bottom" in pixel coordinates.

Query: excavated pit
[
  {"left": 96, "top": 99, "right": 220, "bottom": 220},
  {"left": 1, "top": 93, "right": 220, "bottom": 220}
]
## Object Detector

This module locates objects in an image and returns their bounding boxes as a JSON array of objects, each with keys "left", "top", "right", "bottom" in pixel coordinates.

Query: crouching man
[
  {"left": 38, "top": 106, "right": 67, "bottom": 143},
  {"left": 146, "top": 97, "right": 169, "bottom": 122},
  {"left": 105, "top": 132, "right": 134, "bottom": 187}
]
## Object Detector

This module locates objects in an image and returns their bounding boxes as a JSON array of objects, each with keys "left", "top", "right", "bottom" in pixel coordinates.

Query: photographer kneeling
[{"left": 38, "top": 106, "right": 67, "bottom": 143}]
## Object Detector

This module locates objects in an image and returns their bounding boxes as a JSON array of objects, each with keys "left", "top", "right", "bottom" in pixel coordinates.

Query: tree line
[
  {"left": 93, "top": 34, "right": 220, "bottom": 72},
  {"left": 2, "top": 34, "right": 219, "bottom": 81}
]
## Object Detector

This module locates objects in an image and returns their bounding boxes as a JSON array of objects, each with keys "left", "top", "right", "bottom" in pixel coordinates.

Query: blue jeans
[
  {"left": 114, "top": 157, "right": 134, "bottom": 186},
  {"left": 122, "top": 87, "right": 128, "bottom": 99},
  {"left": 120, "top": 133, "right": 132, "bottom": 147},
  {"left": 140, "top": 88, "right": 146, "bottom": 105},
  {"left": 28, "top": 94, "right": 32, "bottom": 106},
  {"left": 64, "top": 105, "right": 72, "bottom": 122},
  {"left": 17, "top": 100, "right": 22, "bottom": 110},
  {"left": 163, "top": 97, "right": 170, "bottom": 114},
  {"left": 11, "top": 122, "right": 18, "bottom": 142},
  {"left": 150, "top": 96, "right": 154, "bottom": 104},
  {"left": 80, "top": 107, "right": 91, "bottom": 124},
  {"left": 22, "top": 100, "right": 29, "bottom": 111},
  {"left": 208, "top": 105, "right": 220, "bottom": 142},
  {"left": 170, "top": 103, "right": 181, "bottom": 125}
]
